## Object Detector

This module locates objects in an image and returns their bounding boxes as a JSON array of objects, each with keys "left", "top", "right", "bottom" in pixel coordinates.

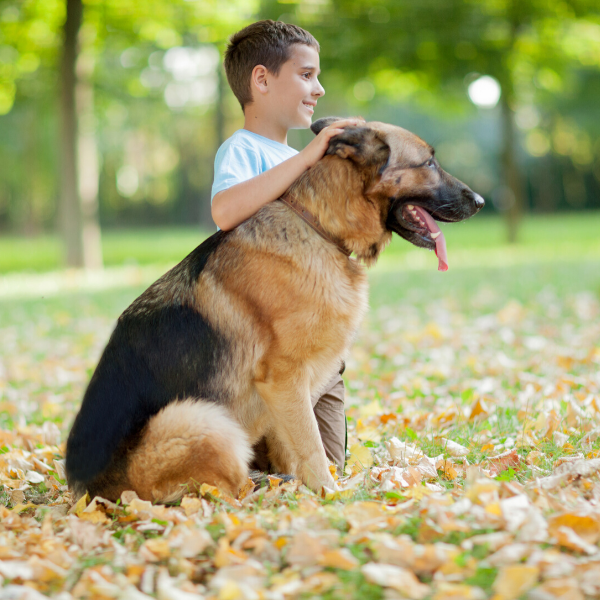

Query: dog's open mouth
[{"left": 402, "top": 204, "right": 448, "bottom": 271}]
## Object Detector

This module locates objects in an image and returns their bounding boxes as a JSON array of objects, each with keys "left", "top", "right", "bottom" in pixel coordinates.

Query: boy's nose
[{"left": 314, "top": 80, "right": 325, "bottom": 97}]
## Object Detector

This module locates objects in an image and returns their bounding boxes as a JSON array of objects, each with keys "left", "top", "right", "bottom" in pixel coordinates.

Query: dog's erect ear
[
  {"left": 326, "top": 126, "right": 374, "bottom": 163},
  {"left": 310, "top": 117, "right": 343, "bottom": 136},
  {"left": 312, "top": 117, "right": 389, "bottom": 166}
]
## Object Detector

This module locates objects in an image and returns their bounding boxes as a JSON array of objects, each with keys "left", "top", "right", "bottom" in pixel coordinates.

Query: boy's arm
[{"left": 212, "top": 118, "right": 363, "bottom": 231}]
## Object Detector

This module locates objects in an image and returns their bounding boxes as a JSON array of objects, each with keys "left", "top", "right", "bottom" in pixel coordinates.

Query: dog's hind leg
[{"left": 126, "top": 399, "right": 252, "bottom": 503}]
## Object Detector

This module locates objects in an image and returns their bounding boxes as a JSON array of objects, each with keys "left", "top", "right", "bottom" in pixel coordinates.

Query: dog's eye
[{"left": 426, "top": 158, "right": 435, "bottom": 168}]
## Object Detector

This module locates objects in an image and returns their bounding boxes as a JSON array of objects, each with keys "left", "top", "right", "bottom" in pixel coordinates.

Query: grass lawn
[
  {"left": 1, "top": 211, "right": 599, "bottom": 274},
  {"left": 0, "top": 212, "right": 599, "bottom": 599}
]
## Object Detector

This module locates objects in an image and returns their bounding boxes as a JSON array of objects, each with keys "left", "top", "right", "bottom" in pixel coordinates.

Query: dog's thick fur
[{"left": 66, "top": 119, "right": 483, "bottom": 501}]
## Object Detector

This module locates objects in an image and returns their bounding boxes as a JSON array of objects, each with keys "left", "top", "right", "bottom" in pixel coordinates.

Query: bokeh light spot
[
  {"left": 468, "top": 75, "right": 501, "bottom": 108},
  {"left": 353, "top": 80, "right": 375, "bottom": 102}
]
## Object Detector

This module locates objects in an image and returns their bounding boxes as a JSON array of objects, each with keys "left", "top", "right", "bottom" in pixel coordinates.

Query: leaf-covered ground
[{"left": 1, "top": 257, "right": 600, "bottom": 600}]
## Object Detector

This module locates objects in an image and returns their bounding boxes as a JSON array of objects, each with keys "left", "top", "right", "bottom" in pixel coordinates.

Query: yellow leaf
[
  {"left": 493, "top": 565, "right": 539, "bottom": 600},
  {"left": 200, "top": 483, "right": 221, "bottom": 497},
  {"left": 234, "top": 478, "right": 254, "bottom": 501},
  {"left": 548, "top": 513, "right": 600, "bottom": 544},
  {"left": 358, "top": 427, "right": 381, "bottom": 442},
  {"left": 404, "top": 486, "right": 431, "bottom": 501},
  {"left": 143, "top": 538, "right": 171, "bottom": 560},
  {"left": 181, "top": 496, "right": 203, "bottom": 516},
  {"left": 347, "top": 443, "right": 373, "bottom": 469},
  {"left": 324, "top": 488, "right": 354, "bottom": 501},
  {"left": 438, "top": 460, "right": 458, "bottom": 480},
  {"left": 485, "top": 502, "right": 502, "bottom": 517},
  {"left": 218, "top": 581, "right": 243, "bottom": 600},
  {"left": 433, "top": 408, "right": 459, "bottom": 427},
  {"left": 359, "top": 401, "right": 382, "bottom": 418},
  {"left": 553, "top": 526, "right": 597, "bottom": 554},
  {"left": 466, "top": 480, "right": 500, "bottom": 504},
  {"left": 469, "top": 398, "right": 489, "bottom": 421},
  {"left": 214, "top": 538, "right": 247, "bottom": 567},
  {"left": 274, "top": 537, "right": 288, "bottom": 549},
  {"left": 320, "top": 548, "right": 360, "bottom": 570},
  {"left": 11, "top": 503, "right": 36, "bottom": 513},
  {"left": 72, "top": 493, "right": 90, "bottom": 516},
  {"left": 78, "top": 510, "right": 109, "bottom": 524},
  {"left": 267, "top": 475, "right": 283, "bottom": 489},
  {"left": 328, "top": 463, "right": 339, "bottom": 481}
]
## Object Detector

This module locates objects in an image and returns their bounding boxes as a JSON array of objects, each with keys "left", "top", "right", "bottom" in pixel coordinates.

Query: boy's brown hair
[{"left": 224, "top": 20, "right": 320, "bottom": 112}]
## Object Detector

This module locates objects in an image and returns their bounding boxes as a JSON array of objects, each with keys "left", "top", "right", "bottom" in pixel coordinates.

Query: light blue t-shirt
[{"left": 211, "top": 129, "right": 298, "bottom": 202}]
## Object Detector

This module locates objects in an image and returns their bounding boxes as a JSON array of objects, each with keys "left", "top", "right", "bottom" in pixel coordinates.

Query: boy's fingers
[
  {"left": 330, "top": 117, "right": 366, "bottom": 128},
  {"left": 328, "top": 119, "right": 363, "bottom": 129},
  {"left": 321, "top": 119, "right": 363, "bottom": 133}
]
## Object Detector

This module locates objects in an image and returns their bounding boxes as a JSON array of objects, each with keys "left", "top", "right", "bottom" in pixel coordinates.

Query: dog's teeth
[
  {"left": 410, "top": 210, "right": 417, "bottom": 216},
  {"left": 431, "top": 231, "right": 441, "bottom": 239},
  {"left": 407, "top": 205, "right": 414, "bottom": 209}
]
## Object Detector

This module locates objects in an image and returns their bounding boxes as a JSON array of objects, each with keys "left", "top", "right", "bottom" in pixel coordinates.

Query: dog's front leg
[{"left": 255, "top": 372, "right": 336, "bottom": 493}]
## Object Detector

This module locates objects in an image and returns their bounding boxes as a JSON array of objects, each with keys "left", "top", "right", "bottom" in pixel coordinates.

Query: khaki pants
[{"left": 250, "top": 368, "right": 346, "bottom": 476}]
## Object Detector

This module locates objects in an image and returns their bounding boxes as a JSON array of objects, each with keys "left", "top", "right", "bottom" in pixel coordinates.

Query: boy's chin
[{"left": 290, "top": 116, "right": 313, "bottom": 130}]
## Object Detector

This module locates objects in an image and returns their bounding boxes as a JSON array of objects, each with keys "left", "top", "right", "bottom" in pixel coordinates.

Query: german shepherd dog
[{"left": 66, "top": 119, "right": 484, "bottom": 502}]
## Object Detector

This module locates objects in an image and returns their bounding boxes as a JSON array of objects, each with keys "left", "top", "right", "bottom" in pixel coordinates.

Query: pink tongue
[{"left": 413, "top": 206, "right": 448, "bottom": 271}]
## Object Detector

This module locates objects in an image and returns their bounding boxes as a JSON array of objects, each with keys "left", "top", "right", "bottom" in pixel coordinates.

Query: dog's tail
[{"left": 126, "top": 399, "right": 252, "bottom": 503}]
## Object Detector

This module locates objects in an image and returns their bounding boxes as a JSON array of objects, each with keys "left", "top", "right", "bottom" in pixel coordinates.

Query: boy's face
[{"left": 267, "top": 44, "right": 324, "bottom": 130}]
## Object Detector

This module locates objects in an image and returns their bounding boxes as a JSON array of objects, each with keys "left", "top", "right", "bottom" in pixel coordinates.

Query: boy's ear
[
  {"left": 312, "top": 117, "right": 389, "bottom": 167},
  {"left": 251, "top": 65, "right": 269, "bottom": 95}
]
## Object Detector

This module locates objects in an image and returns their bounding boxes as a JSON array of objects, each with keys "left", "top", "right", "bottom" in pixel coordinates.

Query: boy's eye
[{"left": 302, "top": 72, "right": 311, "bottom": 79}]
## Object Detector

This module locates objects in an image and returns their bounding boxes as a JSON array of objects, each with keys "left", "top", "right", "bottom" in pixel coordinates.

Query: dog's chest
[{"left": 297, "top": 257, "right": 368, "bottom": 346}]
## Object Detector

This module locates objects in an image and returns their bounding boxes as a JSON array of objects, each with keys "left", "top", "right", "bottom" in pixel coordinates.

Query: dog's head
[{"left": 310, "top": 117, "right": 484, "bottom": 270}]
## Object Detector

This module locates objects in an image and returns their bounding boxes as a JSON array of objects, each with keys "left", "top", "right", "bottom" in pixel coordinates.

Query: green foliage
[
  {"left": 465, "top": 567, "right": 499, "bottom": 590},
  {"left": 319, "top": 571, "right": 385, "bottom": 600},
  {"left": 1, "top": 0, "right": 600, "bottom": 241}
]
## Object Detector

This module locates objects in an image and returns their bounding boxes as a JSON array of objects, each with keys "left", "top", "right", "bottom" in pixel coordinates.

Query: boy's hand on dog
[{"left": 300, "top": 117, "right": 365, "bottom": 170}]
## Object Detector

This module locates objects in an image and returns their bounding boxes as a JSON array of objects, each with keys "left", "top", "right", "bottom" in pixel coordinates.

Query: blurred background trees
[{"left": 0, "top": 0, "right": 599, "bottom": 266}]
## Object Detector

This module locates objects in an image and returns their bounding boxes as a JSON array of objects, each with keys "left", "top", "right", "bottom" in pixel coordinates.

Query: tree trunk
[
  {"left": 76, "top": 50, "right": 103, "bottom": 267},
  {"left": 216, "top": 65, "right": 226, "bottom": 149},
  {"left": 59, "top": 0, "right": 102, "bottom": 268}
]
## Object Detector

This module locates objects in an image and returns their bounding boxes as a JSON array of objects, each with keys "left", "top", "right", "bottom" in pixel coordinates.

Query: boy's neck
[{"left": 243, "top": 104, "right": 289, "bottom": 145}]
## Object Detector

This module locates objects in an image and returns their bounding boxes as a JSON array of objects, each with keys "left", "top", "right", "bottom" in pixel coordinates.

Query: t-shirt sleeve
[{"left": 211, "top": 142, "right": 262, "bottom": 202}]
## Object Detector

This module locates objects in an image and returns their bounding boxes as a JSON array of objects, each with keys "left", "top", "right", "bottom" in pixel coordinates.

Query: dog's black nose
[{"left": 473, "top": 193, "right": 485, "bottom": 209}]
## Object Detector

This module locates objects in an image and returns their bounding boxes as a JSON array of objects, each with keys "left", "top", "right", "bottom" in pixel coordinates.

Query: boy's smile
[{"left": 247, "top": 44, "right": 325, "bottom": 143}]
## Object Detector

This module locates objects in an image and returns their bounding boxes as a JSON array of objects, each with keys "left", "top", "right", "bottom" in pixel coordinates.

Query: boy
[{"left": 211, "top": 20, "right": 362, "bottom": 475}]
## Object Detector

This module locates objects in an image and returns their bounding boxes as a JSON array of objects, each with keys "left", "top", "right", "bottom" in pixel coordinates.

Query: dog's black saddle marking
[{"left": 66, "top": 231, "right": 231, "bottom": 489}]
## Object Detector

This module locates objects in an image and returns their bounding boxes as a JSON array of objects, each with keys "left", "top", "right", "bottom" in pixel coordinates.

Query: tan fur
[{"left": 126, "top": 400, "right": 252, "bottom": 502}]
